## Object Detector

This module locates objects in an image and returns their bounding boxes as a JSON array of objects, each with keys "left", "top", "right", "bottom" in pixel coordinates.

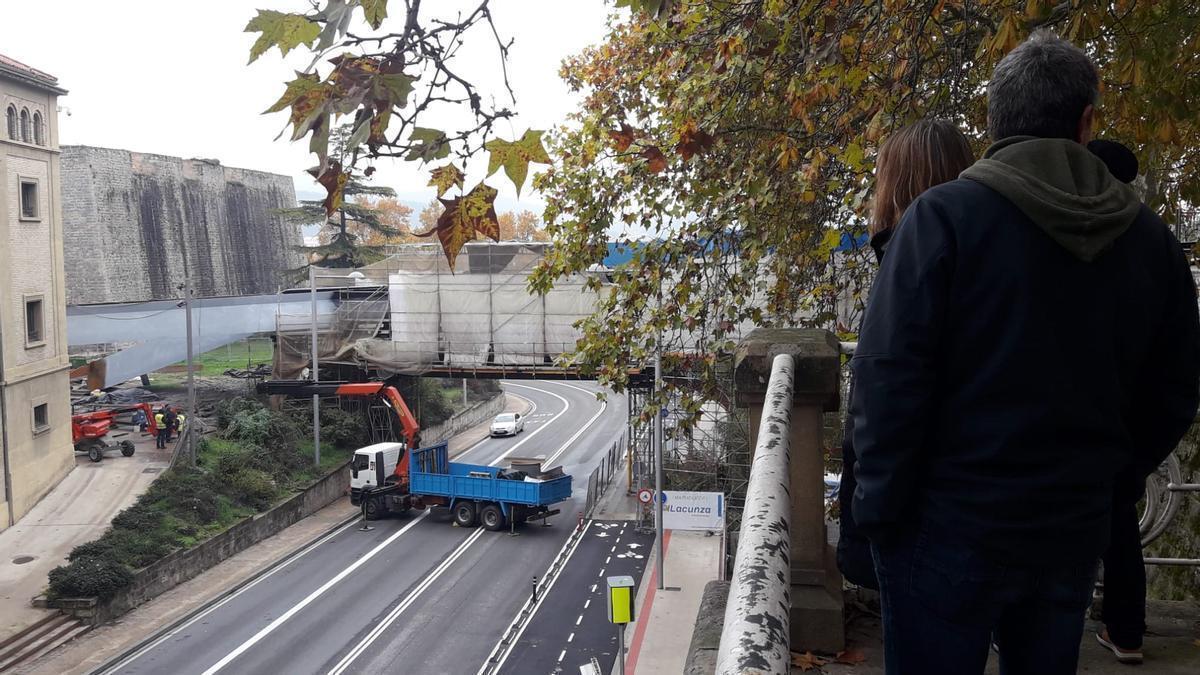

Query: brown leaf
[
  {"left": 609, "top": 123, "right": 636, "bottom": 153},
  {"left": 308, "top": 162, "right": 348, "bottom": 217},
  {"left": 415, "top": 182, "right": 499, "bottom": 269},
  {"left": 790, "top": 651, "right": 829, "bottom": 671},
  {"left": 641, "top": 146, "right": 668, "bottom": 173},
  {"left": 676, "top": 127, "right": 714, "bottom": 161},
  {"left": 834, "top": 648, "right": 867, "bottom": 665}
]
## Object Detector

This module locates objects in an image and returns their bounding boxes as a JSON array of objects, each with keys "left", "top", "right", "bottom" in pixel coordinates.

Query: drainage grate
[
  {"left": 12, "top": 555, "right": 35, "bottom": 565},
  {"left": 142, "top": 467, "right": 163, "bottom": 474}
]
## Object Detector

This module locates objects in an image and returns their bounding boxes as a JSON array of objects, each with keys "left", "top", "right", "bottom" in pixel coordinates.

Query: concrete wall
[
  {"left": 60, "top": 146, "right": 304, "bottom": 305},
  {"left": 424, "top": 391, "right": 507, "bottom": 449},
  {"left": 0, "top": 69, "right": 73, "bottom": 530},
  {"left": 49, "top": 459, "right": 351, "bottom": 623}
]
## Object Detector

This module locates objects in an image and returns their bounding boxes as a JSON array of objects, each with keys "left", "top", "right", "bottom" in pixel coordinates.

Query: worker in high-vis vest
[{"left": 154, "top": 409, "right": 167, "bottom": 449}]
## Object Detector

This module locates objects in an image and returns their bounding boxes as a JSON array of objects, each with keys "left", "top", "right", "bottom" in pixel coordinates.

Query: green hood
[{"left": 960, "top": 136, "right": 1140, "bottom": 261}]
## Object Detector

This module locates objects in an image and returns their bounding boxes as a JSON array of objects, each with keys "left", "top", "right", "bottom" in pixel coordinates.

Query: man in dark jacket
[{"left": 850, "top": 31, "right": 1200, "bottom": 675}]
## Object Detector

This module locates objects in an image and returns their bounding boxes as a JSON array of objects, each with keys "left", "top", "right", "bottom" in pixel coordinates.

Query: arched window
[
  {"left": 19, "top": 108, "right": 30, "bottom": 142},
  {"left": 32, "top": 111, "right": 43, "bottom": 145},
  {"left": 5, "top": 106, "right": 16, "bottom": 140}
]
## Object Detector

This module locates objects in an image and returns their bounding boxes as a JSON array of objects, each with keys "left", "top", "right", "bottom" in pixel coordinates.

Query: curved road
[{"left": 103, "top": 381, "right": 627, "bottom": 675}]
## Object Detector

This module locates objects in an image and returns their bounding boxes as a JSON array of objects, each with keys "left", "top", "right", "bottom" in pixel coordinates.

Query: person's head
[
  {"left": 1087, "top": 139, "right": 1138, "bottom": 184},
  {"left": 987, "top": 30, "right": 1099, "bottom": 144},
  {"left": 870, "top": 118, "right": 974, "bottom": 237}
]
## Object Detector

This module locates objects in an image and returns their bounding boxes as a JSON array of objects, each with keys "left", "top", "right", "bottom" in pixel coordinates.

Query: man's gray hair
[{"left": 987, "top": 30, "right": 1099, "bottom": 141}]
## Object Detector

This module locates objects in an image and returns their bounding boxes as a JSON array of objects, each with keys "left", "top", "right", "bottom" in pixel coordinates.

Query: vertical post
[
  {"left": 184, "top": 271, "right": 196, "bottom": 465},
  {"left": 463, "top": 378, "right": 468, "bottom": 406},
  {"left": 310, "top": 266, "right": 321, "bottom": 467},
  {"left": 616, "top": 626, "right": 626, "bottom": 675},
  {"left": 654, "top": 345, "right": 664, "bottom": 590}
]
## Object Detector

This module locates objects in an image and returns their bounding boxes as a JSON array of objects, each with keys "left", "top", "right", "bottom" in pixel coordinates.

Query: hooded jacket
[{"left": 850, "top": 137, "right": 1200, "bottom": 564}]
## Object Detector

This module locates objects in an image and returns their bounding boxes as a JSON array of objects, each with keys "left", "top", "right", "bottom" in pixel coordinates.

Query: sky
[{"left": 0, "top": 0, "right": 615, "bottom": 214}]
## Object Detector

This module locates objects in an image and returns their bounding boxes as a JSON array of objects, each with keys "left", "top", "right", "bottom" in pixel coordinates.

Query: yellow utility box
[{"left": 607, "top": 575, "right": 635, "bottom": 624}]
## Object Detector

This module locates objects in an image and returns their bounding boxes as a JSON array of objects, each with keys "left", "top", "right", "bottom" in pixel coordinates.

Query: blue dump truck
[{"left": 351, "top": 440, "right": 573, "bottom": 531}]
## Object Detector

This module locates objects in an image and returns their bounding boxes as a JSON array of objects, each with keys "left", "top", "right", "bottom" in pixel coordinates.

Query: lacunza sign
[{"left": 661, "top": 490, "right": 724, "bottom": 531}]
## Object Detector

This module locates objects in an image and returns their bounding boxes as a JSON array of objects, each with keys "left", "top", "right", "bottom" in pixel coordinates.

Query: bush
[
  {"left": 67, "top": 539, "right": 114, "bottom": 562},
  {"left": 216, "top": 397, "right": 265, "bottom": 430},
  {"left": 322, "top": 407, "right": 370, "bottom": 449},
  {"left": 48, "top": 557, "right": 134, "bottom": 600},
  {"left": 111, "top": 502, "right": 162, "bottom": 532},
  {"left": 143, "top": 468, "right": 221, "bottom": 524},
  {"left": 227, "top": 468, "right": 280, "bottom": 510}
]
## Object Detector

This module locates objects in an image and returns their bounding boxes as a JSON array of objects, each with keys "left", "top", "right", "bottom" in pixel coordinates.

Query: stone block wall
[{"left": 61, "top": 146, "right": 303, "bottom": 305}]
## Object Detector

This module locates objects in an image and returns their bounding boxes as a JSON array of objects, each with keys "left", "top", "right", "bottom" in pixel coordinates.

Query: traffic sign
[{"left": 637, "top": 488, "right": 653, "bottom": 504}]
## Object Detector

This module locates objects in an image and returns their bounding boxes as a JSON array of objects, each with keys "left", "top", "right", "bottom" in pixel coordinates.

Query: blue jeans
[{"left": 871, "top": 524, "right": 1097, "bottom": 675}]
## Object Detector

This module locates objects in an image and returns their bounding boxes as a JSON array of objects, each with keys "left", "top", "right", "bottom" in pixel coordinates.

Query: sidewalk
[
  {"left": 604, "top": 487, "right": 722, "bottom": 675},
  {"left": 0, "top": 428, "right": 170, "bottom": 645}
]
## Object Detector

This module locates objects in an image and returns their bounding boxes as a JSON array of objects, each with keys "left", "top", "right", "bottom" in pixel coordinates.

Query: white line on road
[
  {"left": 598, "top": 568, "right": 605, "bottom": 577},
  {"left": 100, "top": 517, "right": 364, "bottom": 675},
  {"left": 558, "top": 650, "right": 567, "bottom": 663},
  {"left": 605, "top": 556, "right": 611, "bottom": 564},
  {"left": 568, "top": 632, "right": 575, "bottom": 643},
  {"left": 477, "top": 521, "right": 593, "bottom": 675},
  {"left": 486, "top": 383, "right": 573, "bottom": 467},
  {"left": 457, "top": 389, "right": 538, "bottom": 461},
  {"left": 584, "top": 599, "right": 591, "bottom": 609},
  {"left": 327, "top": 527, "right": 487, "bottom": 675},
  {"left": 590, "top": 584, "right": 596, "bottom": 593},
  {"left": 576, "top": 615, "right": 583, "bottom": 626},
  {"left": 199, "top": 512, "right": 430, "bottom": 675}
]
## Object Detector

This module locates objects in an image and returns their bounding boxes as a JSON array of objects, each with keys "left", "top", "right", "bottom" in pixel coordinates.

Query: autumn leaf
[
  {"left": 245, "top": 10, "right": 320, "bottom": 63},
  {"left": 485, "top": 129, "right": 552, "bottom": 195},
  {"left": 309, "top": 162, "right": 349, "bottom": 217},
  {"left": 375, "top": 72, "right": 414, "bottom": 107},
  {"left": 428, "top": 164, "right": 465, "bottom": 197},
  {"left": 416, "top": 182, "right": 500, "bottom": 269},
  {"left": 790, "top": 651, "right": 829, "bottom": 671},
  {"left": 676, "top": 127, "right": 715, "bottom": 161},
  {"left": 360, "top": 0, "right": 388, "bottom": 29},
  {"left": 405, "top": 127, "right": 451, "bottom": 163},
  {"left": 834, "top": 649, "right": 867, "bottom": 665},
  {"left": 609, "top": 123, "right": 637, "bottom": 153},
  {"left": 641, "top": 146, "right": 668, "bottom": 172}
]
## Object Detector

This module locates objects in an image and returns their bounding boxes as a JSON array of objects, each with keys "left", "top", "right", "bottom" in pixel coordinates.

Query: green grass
[{"left": 166, "top": 338, "right": 274, "bottom": 375}]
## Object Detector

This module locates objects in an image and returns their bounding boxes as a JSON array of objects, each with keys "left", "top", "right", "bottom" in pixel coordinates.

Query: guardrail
[
  {"left": 582, "top": 433, "right": 626, "bottom": 518},
  {"left": 715, "top": 353, "right": 795, "bottom": 675}
]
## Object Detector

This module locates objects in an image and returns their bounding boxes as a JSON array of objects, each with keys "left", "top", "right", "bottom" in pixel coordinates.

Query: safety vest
[
  {"left": 176, "top": 414, "right": 186, "bottom": 429},
  {"left": 154, "top": 413, "right": 165, "bottom": 429}
]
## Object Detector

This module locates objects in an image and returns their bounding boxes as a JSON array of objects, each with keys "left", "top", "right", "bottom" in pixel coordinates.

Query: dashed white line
[
  {"left": 590, "top": 584, "right": 597, "bottom": 593},
  {"left": 605, "top": 556, "right": 611, "bottom": 565},
  {"left": 584, "top": 599, "right": 591, "bottom": 609},
  {"left": 558, "top": 650, "right": 567, "bottom": 663},
  {"left": 575, "top": 615, "right": 583, "bottom": 626},
  {"left": 610, "top": 546, "right": 616, "bottom": 553},
  {"left": 598, "top": 567, "right": 605, "bottom": 577},
  {"left": 568, "top": 632, "right": 575, "bottom": 643}
]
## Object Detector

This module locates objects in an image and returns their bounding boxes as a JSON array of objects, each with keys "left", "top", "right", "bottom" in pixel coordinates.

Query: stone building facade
[
  {"left": 61, "top": 147, "right": 303, "bottom": 305},
  {"left": 0, "top": 54, "right": 73, "bottom": 529}
]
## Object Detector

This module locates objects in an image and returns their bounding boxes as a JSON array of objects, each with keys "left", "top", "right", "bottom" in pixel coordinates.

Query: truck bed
[{"left": 409, "top": 445, "right": 572, "bottom": 507}]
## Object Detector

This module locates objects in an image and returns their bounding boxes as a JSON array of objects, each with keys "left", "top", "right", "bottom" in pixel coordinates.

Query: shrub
[
  {"left": 216, "top": 397, "right": 265, "bottom": 430},
  {"left": 227, "top": 468, "right": 280, "bottom": 510},
  {"left": 322, "top": 407, "right": 370, "bottom": 449},
  {"left": 102, "top": 528, "right": 179, "bottom": 568},
  {"left": 67, "top": 539, "right": 114, "bottom": 562},
  {"left": 111, "top": 502, "right": 162, "bottom": 532},
  {"left": 48, "top": 557, "right": 133, "bottom": 600}
]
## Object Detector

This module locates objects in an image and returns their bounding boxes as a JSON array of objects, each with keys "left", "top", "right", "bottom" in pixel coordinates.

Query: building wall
[
  {"left": 61, "top": 146, "right": 303, "bottom": 305},
  {"left": 1, "top": 70, "right": 73, "bottom": 530}
]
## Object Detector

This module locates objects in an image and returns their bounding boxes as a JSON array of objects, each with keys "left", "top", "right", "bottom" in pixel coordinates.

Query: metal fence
[
  {"left": 714, "top": 354, "right": 794, "bottom": 675},
  {"left": 583, "top": 433, "right": 627, "bottom": 518}
]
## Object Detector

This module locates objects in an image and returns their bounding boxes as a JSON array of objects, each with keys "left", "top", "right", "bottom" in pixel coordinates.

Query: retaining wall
[{"left": 423, "top": 391, "right": 507, "bottom": 448}]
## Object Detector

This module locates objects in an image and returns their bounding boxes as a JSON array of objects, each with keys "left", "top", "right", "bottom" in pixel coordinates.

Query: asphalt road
[{"left": 103, "top": 380, "right": 629, "bottom": 675}]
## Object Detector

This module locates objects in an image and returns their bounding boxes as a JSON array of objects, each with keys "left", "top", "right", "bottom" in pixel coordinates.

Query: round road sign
[{"left": 637, "top": 489, "right": 654, "bottom": 504}]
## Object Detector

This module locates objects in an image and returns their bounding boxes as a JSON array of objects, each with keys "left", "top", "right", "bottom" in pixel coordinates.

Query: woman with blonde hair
[{"left": 837, "top": 118, "right": 974, "bottom": 589}]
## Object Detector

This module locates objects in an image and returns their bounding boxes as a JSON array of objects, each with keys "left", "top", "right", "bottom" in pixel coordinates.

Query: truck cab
[{"left": 350, "top": 442, "right": 406, "bottom": 505}]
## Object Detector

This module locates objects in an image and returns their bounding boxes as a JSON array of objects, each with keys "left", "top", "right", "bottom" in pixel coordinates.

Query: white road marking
[
  {"left": 610, "top": 546, "right": 616, "bottom": 553},
  {"left": 538, "top": 382, "right": 610, "bottom": 468},
  {"left": 584, "top": 599, "right": 591, "bottom": 609},
  {"left": 598, "top": 568, "right": 605, "bottom": 577},
  {"left": 100, "top": 517, "right": 363, "bottom": 675},
  {"left": 199, "top": 512, "right": 431, "bottom": 675},
  {"left": 605, "top": 556, "right": 611, "bottom": 565},
  {"left": 486, "top": 383, "right": 573, "bottom": 467},
  {"left": 558, "top": 650, "right": 567, "bottom": 663},
  {"left": 457, "top": 389, "right": 537, "bottom": 461},
  {"left": 479, "top": 522, "right": 593, "bottom": 675},
  {"left": 568, "top": 632, "right": 575, "bottom": 643},
  {"left": 590, "top": 584, "right": 597, "bottom": 593},
  {"left": 327, "top": 528, "right": 486, "bottom": 675},
  {"left": 575, "top": 615, "right": 583, "bottom": 626}
]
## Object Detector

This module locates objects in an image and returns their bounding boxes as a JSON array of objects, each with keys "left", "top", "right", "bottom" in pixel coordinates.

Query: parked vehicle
[
  {"left": 490, "top": 412, "right": 525, "bottom": 437},
  {"left": 71, "top": 403, "right": 156, "bottom": 462},
  {"left": 351, "top": 441, "right": 572, "bottom": 529}
]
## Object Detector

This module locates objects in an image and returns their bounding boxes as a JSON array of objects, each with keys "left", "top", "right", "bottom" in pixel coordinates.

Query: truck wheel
[
  {"left": 480, "top": 504, "right": 505, "bottom": 532},
  {"left": 88, "top": 445, "right": 103, "bottom": 462},
  {"left": 365, "top": 496, "right": 384, "bottom": 520},
  {"left": 453, "top": 501, "right": 477, "bottom": 528},
  {"left": 120, "top": 441, "right": 136, "bottom": 457}
]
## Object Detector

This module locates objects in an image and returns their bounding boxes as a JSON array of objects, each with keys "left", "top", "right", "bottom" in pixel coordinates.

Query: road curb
[{"left": 89, "top": 510, "right": 360, "bottom": 675}]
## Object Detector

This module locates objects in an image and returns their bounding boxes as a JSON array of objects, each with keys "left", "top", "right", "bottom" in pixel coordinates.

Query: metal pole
[
  {"left": 463, "top": 378, "right": 468, "bottom": 406},
  {"left": 654, "top": 345, "right": 664, "bottom": 590},
  {"left": 184, "top": 272, "right": 196, "bottom": 465},
  {"left": 310, "top": 266, "right": 321, "bottom": 467},
  {"left": 617, "top": 624, "right": 626, "bottom": 675}
]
